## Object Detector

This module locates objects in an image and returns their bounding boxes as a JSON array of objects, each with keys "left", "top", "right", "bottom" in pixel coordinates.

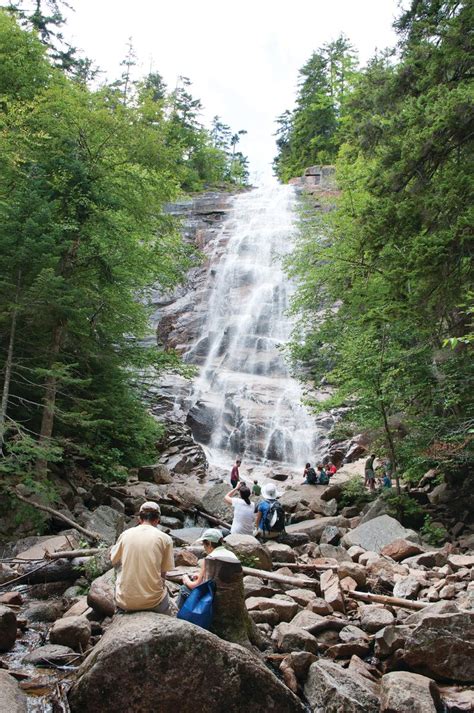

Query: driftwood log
[
  {"left": 348, "top": 590, "right": 428, "bottom": 611},
  {"left": 241, "top": 565, "right": 319, "bottom": 589},
  {"left": 271, "top": 562, "right": 335, "bottom": 572}
]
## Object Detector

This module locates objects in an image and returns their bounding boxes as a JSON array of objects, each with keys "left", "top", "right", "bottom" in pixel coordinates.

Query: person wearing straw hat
[
  {"left": 111, "top": 501, "right": 174, "bottom": 614},
  {"left": 255, "top": 483, "right": 285, "bottom": 540}
]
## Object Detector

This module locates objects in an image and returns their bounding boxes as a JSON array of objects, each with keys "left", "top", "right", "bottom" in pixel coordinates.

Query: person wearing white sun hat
[{"left": 255, "top": 483, "right": 285, "bottom": 539}]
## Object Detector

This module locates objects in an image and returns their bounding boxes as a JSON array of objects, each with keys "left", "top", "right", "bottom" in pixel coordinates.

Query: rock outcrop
[{"left": 68, "top": 613, "right": 305, "bottom": 713}]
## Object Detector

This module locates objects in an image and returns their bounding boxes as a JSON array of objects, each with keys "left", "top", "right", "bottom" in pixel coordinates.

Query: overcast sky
[{"left": 64, "top": 0, "right": 402, "bottom": 181}]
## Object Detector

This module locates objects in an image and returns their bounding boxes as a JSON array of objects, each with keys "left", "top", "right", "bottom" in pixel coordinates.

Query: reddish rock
[
  {"left": 381, "top": 539, "right": 425, "bottom": 562},
  {"left": 0, "top": 592, "right": 23, "bottom": 606},
  {"left": 174, "top": 549, "right": 199, "bottom": 567}
]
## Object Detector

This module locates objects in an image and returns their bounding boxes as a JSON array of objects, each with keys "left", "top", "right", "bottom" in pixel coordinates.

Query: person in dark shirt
[{"left": 230, "top": 459, "right": 241, "bottom": 488}]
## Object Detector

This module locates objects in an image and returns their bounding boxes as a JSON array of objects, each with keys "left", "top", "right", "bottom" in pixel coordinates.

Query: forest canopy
[
  {"left": 0, "top": 3, "right": 249, "bottom": 493},
  {"left": 276, "top": 0, "right": 473, "bottom": 486}
]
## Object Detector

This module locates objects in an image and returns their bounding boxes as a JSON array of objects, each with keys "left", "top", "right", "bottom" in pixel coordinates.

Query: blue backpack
[{"left": 177, "top": 580, "right": 216, "bottom": 630}]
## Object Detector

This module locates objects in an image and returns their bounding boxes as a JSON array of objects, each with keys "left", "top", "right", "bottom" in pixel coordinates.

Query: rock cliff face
[{"left": 148, "top": 185, "right": 333, "bottom": 473}]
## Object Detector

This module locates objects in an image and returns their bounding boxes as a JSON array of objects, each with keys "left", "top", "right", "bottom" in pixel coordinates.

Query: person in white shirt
[{"left": 224, "top": 483, "right": 255, "bottom": 536}]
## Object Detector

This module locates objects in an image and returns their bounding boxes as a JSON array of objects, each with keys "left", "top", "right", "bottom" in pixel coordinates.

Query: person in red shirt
[
  {"left": 230, "top": 459, "right": 241, "bottom": 488},
  {"left": 327, "top": 462, "right": 337, "bottom": 477}
]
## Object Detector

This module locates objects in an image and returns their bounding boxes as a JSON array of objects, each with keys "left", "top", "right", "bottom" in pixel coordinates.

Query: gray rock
[
  {"left": 82, "top": 506, "right": 124, "bottom": 545},
  {"left": 0, "top": 604, "right": 17, "bottom": 652},
  {"left": 245, "top": 597, "right": 298, "bottom": 622},
  {"left": 402, "top": 551, "right": 448, "bottom": 569},
  {"left": 0, "top": 671, "right": 27, "bottom": 712},
  {"left": 171, "top": 527, "right": 207, "bottom": 546},
  {"left": 0, "top": 563, "right": 17, "bottom": 584},
  {"left": 342, "top": 515, "right": 420, "bottom": 553},
  {"left": 224, "top": 534, "right": 272, "bottom": 571},
  {"left": 380, "top": 671, "right": 441, "bottom": 712},
  {"left": 23, "top": 599, "right": 65, "bottom": 622},
  {"left": 337, "top": 562, "right": 367, "bottom": 586},
  {"left": 360, "top": 605, "right": 395, "bottom": 633},
  {"left": 304, "top": 659, "right": 380, "bottom": 713},
  {"left": 23, "top": 644, "right": 77, "bottom": 666},
  {"left": 137, "top": 463, "right": 172, "bottom": 484},
  {"left": 272, "top": 622, "right": 319, "bottom": 653},
  {"left": 374, "top": 624, "right": 411, "bottom": 658},
  {"left": 68, "top": 613, "right": 305, "bottom": 712},
  {"left": 87, "top": 569, "right": 115, "bottom": 617},
  {"left": 309, "top": 496, "right": 338, "bottom": 517},
  {"left": 265, "top": 542, "right": 296, "bottom": 563},
  {"left": 200, "top": 482, "right": 233, "bottom": 522},
  {"left": 286, "top": 517, "right": 349, "bottom": 543},
  {"left": 320, "top": 526, "right": 342, "bottom": 545},
  {"left": 393, "top": 575, "right": 421, "bottom": 599},
  {"left": 50, "top": 615, "right": 91, "bottom": 652},
  {"left": 402, "top": 607, "right": 474, "bottom": 682}
]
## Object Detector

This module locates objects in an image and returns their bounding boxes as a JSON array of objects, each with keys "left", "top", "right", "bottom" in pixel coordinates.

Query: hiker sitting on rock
[
  {"left": 303, "top": 463, "right": 317, "bottom": 485},
  {"left": 224, "top": 483, "right": 254, "bottom": 536},
  {"left": 317, "top": 464, "right": 329, "bottom": 485},
  {"left": 110, "top": 501, "right": 174, "bottom": 614},
  {"left": 255, "top": 483, "right": 285, "bottom": 540},
  {"left": 178, "top": 528, "right": 239, "bottom": 608}
]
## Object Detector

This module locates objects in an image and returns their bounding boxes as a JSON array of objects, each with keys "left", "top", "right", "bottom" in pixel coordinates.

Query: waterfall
[{"left": 184, "top": 183, "right": 321, "bottom": 470}]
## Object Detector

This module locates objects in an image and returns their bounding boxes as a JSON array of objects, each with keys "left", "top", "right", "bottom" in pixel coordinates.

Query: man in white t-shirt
[
  {"left": 224, "top": 483, "right": 254, "bottom": 535},
  {"left": 110, "top": 501, "right": 174, "bottom": 614}
]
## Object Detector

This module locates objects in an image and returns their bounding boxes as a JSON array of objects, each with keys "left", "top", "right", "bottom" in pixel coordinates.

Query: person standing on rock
[
  {"left": 178, "top": 528, "right": 240, "bottom": 608},
  {"left": 365, "top": 454, "right": 376, "bottom": 490},
  {"left": 110, "top": 501, "right": 174, "bottom": 614},
  {"left": 230, "top": 459, "right": 241, "bottom": 489},
  {"left": 224, "top": 483, "right": 254, "bottom": 536},
  {"left": 252, "top": 480, "right": 261, "bottom": 496}
]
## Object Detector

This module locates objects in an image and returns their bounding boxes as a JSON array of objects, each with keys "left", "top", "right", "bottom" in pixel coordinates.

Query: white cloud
[{"left": 64, "top": 0, "right": 401, "bottom": 179}]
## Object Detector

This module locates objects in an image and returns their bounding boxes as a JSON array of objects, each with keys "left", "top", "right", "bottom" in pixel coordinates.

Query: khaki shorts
[{"left": 116, "top": 591, "right": 172, "bottom": 616}]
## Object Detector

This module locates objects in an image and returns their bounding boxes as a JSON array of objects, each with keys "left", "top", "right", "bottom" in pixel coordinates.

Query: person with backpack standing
[{"left": 255, "top": 483, "right": 285, "bottom": 540}]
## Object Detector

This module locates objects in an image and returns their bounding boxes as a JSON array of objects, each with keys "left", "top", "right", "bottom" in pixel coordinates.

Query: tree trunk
[
  {"left": 0, "top": 272, "right": 21, "bottom": 455},
  {"left": 380, "top": 401, "right": 400, "bottom": 494},
  {"left": 205, "top": 557, "right": 260, "bottom": 650},
  {"left": 35, "top": 322, "right": 64, "bottom": 478}
]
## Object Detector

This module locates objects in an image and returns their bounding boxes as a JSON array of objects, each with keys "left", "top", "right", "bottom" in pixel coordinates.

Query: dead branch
[
  {"left": 348, "top": 590, "right": 428, "bottom": 611},
  {"left": 12, "top": 490, "right": 103, "bottom": 543}
]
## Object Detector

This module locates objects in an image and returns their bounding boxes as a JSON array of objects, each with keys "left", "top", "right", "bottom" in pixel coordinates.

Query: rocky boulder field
[{"left": 0, "top": 461, "right": 473, "bottom": 712}]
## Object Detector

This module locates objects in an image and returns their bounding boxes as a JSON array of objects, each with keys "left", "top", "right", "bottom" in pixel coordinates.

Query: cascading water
[{"left": 184, "top": 183, "right": 321, "bottom": 470}]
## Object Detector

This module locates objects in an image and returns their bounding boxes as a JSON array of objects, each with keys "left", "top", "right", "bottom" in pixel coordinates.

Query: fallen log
[
  {"left": 272, "top": 562, "right": 333, "bottom": 571},
  {"left": 241, "top": 565, "right": 318, "bottom": 589},
  {"left": 12, "top": 490, "right": 103, "bottom": 543},
  {"left": 167, "top": 496, "right": 231, "bottom": 530},
  {"left": 13, "top": 558, "right": 86, "bottom": 586},
  {"left": 46, "top": 548, "right": 102, "bottom": 560},
  {"left": 348, "top": 590, "right": 428, "bottom": 611}
]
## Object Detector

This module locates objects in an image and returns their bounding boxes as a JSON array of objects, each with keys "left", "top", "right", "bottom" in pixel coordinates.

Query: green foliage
[
  {"left": 0, "top": 10, "right": 248, "bottom": 488},
  {"left": 235, "top": 553, "right": 260, "bottom": 569},
  {"left": 420, "top": 515, "right": 448, "bottom": 546},
  {"left": 283, "top": 1, "right": 473, "bottom": 483},
  {"left": 340, "top": 477, "right": 374, "bottom": 509},
  {"left": 381, "top": 491, "right": 424, "bottom": 528},
  {"left": 274, "top": 35, "right": 358, "bottom": 181},
  {"left": 329, "top": 420, "right": 356, "bottom": 442}
]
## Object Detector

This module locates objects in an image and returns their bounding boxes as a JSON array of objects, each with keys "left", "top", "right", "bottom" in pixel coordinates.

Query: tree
[
  {"left": 273, "top": 35, "right": 358, "bottom": 181},
  {"left": 285, "top": 0, "right": 473, "bottom": 482},
  {"left": 0, "top": 10, "right": 193, "bottom": 480}
]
